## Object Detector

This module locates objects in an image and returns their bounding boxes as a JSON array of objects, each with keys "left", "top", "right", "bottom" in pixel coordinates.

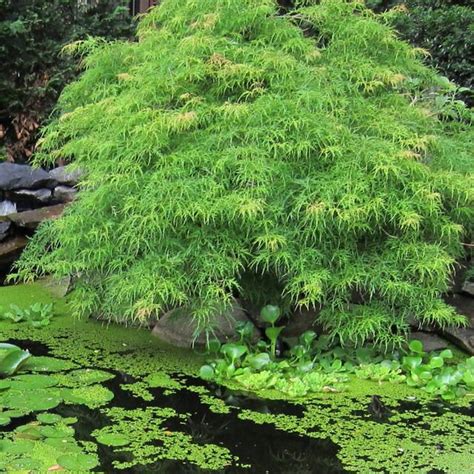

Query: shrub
[
  {"left": 13, "top": 0, "right": 474, "bottom": 346},
  {"left": 0, "top": 0, "right": 135, "bottom": 162}
]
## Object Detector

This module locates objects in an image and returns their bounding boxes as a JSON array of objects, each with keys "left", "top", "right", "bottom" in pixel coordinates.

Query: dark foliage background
[
  {"left": 0, "top": 0, "right": 135, "bottom": 162},
  {"left": 368, "top": 1, "right": 473, "bottom": 93}
]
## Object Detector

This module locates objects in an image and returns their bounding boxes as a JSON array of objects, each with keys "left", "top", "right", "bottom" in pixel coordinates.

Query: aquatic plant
[
  {"left": 1, "top": 303, "right": 54, "bottom": 328},
  {"left": 0, "top": 343, "right": 31, "bottom": 377},
  {"left": 199, "top": 314, "right": 474, "bottom": 401},
  {"left": 12, "top": 0, "right": 474, "bottom": 345}
]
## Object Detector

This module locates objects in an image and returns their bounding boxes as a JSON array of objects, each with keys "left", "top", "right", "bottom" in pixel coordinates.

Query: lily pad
[
  {"left": 96, "top": 433, "right": 131, "bottom": 447},
  {"left": 3, "top": 389, "right": 62, "bottom": 411},
  {"left": 10, "top": 374, "right": 58, "bottom": 390},
  {"left": 57, "top": 453, "right": 99, "bottom": 471},
  {"left": 22, "top": 356, "right": 75, "bottom": 373},
  {"left": 59, "top": 368, "right": 115, "bottom": 387},
  {"left": 0, "top": 414, "right": 11, "bottom": 426},
  {"left": 61, "top": 385, "right": 114, "bottom": 408},
  {"left": 37, "top": 413, "right": 63, "bottom": 424},
  {"left": 40, "top": 424, "right": 75, "bottom": 439}
]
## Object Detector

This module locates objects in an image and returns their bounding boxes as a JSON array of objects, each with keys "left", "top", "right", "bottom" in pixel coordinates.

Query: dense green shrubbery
[
  {"left": 367, "top": 1, "right": 473, "bottom": 94},
  {"left": 13, "top": 0, "right": 474, "bottom": 345},
  {"left": 0, "top": 0, "right": 134, "bottom": 161}
]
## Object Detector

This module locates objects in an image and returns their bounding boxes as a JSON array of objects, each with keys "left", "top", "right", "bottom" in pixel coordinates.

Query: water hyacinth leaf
[
  {"left": 0, "top": 348, "right": 31, "bottom": 376},
  {"left": 300, "top": 330, "right": 317, "bottom": 348},
  {"left": 462, "top": 370, "right": 474, "bottom": 388},
  {"left": 260, "top": 305, "right": 281, "bottom": 325},
  {"left": 221, "top": 343, "right": 247, "bottom": 362},
  {"left": 199, "top": 365, "right": 215, "bottom": 381},
  {"left": 402, "top": 356, "right": 422, "bottom": 370},
  {"left": 408, "top": 340, "right": 424, "bottom": 354},
  {"left": 247, "top": 353, "right": 271, "bottom": 370},
  {"left": 96, "top": 433, "right": 131, "bottom": 447},
  {"left": 57, "top": 453, "right": 99, "bottom": 471},
  {"left": 428, "top": 356, "right": 444, "bottom": 369},
  {"left": 206, "top": 339, "right": 221, "bottom": 354},
  {"left": 439, "top": 349, "right": 453, "bottom": 359},
  {"left": 265, "top": 326, "right": 284, "bottom": 342}
]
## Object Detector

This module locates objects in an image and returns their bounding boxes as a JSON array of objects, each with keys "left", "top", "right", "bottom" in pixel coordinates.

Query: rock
[
  {"left": 0, "top": 236, "right": 29, "bottom": 264},
  {"left": 442, "top": 327, "right": 474, "bottom": 355},
  {"left": 0, "top": 200, "right": 17, "bottom": 216},
  {"left": 2, "top": 203, "right": 66, "bottom": 230},
  {"left": 461, "top": 280, "right": 474, "bottom": 297},
  {"left": 441, "top": 293, "right": 474, "bottom": 355},
  {"left": 38, "top": 275, "right": 72, "bottom": 298},
  {"left": 282, "top": 307, "right": 323, "bottom": 338},
  {"left": 0, "top": 221, "right": 11, "bottom": 241},
  {"left": 409, "top": 332, "right": 449, "bottom": 352},
  {"left": 0, "top": 163, "right": 56, "bottom": 190},
  {"left": 152, "top": 299, "right": 254, "bottom": 348},
  {"left": 49, "top": 166, "right": 82, "bottom": 186},
  {"left": 11, "top": 188, "right": 52, "bottom": 204},
  {"left": 53, "top": 186, "right": 77, "bottom": 203}
]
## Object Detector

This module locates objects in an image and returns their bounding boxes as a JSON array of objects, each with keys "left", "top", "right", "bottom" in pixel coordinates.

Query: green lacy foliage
[
  {"left": 13, "top": 0, "right": 474, "bottom": 345},
  {"left": 367, "top": 0, "right": 473, "bottom": 93},
  {"left": 0, "top": 0, "right": 135, "bottom": 161}
]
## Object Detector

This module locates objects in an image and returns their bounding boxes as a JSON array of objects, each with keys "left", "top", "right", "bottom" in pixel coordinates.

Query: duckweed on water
[{"left": 0, "top": 283, "right": 473, "bottom": 472}]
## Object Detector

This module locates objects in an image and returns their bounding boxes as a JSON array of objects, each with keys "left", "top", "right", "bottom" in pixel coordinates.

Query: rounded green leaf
[
  {"left": 0, "top": 414, "right": 11, "bottom": 426},
  {"left": 37, "top": 413, "right": 63, "bottom": 424},
  {"left": 408, "top": 339, "right": 424, "bottom": 354},
  {"left": 57, "top": 453, "right": 99, "bottom": 471},
  {"left": 428, "top": 356, "right": 444, "bottom": 369},
  {"left": 260, "top": 305, "right": 281, "bottom": 325},
  {"left": 199, "top": 364, "right": 215, "bottom": 381},
  {"left": 247, "top": 353, "right": 271, "bottom": 370},
  {"left": 96, "top": 433, "right": 131, "bottom": 447}
]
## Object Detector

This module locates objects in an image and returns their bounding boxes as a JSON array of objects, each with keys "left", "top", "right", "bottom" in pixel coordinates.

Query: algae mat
[{"left": 0, "top": 283, "right": 473, "bottom": 473}]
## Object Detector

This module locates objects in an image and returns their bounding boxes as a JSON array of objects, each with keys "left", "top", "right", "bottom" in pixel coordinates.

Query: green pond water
[{"left": 0, "top": 283, "right": 473, "bottom": 473}]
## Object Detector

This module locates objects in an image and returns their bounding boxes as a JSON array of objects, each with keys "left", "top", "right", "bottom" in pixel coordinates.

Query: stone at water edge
[
  {"left": 409, "top": 332, "right": 449, "bottom": 352},
  {"left": 11, "top": 188, "right": 52, "bottom": 204},
  {"left": 0, "top": 235, "right": 28, "bottom": 263},
  {"left": 0, "top": 221, "right": 11, "bottom": 242},
  {"left": 2, "top": 203, "right": 66, "bottom": 230},
  {"left": 0, "top": 162, "right": 56, "bottom": 190},
  {"left": 53, "top": 186, "right": 77, "bottom": 203},
  {"left": 49, "top": 166, "right": 82, "bottom": 186},
  {"left": 461, "top": 280, "right": 474, "bottom": 297},
  {"left": 152, "top": 299, "right": 257, "bottom": 348},
  {"left": 441, "top": 293, "right": 474, "bottom": 355},
  {"left": 0, "top": 200, "right": 17, "bottom": 216}
]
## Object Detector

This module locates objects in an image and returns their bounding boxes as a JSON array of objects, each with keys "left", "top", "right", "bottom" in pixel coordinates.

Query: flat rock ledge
[{"left": 152, "top": 299, "right": 258, "bottom": 348}]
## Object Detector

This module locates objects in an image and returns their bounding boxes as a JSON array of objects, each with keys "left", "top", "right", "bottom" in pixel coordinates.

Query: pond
[{"left": 0, "top": 283, "right": 473, "bottom": 473}]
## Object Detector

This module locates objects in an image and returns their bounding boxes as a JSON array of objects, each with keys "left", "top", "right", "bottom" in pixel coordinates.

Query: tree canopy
[{"left": 14, "top": 0, "right": 473, "bottom": 346}]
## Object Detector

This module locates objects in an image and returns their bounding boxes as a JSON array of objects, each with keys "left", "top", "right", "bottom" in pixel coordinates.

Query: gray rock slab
[
  {"left": 409, "top": 332, "right": 449, "bottom": 352},
  {"left": 0, "top": 163, "right": 57, "bottom": 190},
  {"left": 152, "top": 299, "right": 254, "bottom": 348},
  {"left": 12, "top": 188, "right": 52, "bottom": 203},
  {"left": 49, "top": 166, "right": 82, "bottom": 186},
  {"left": 462, "top": 280, "right": 474, "bottom": 297},
  {"left": 53, "top": 185, "right": 77, "bottom": 203}
]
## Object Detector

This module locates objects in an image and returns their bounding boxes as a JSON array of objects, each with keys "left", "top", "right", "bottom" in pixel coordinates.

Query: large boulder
[
  {"left": 11, "top": 188, "right": 52, "bottom": 204},
  {"left": 152, "top": 299, "right": 254, "bottom": 348},
  {"left": 53, "top": 185, "right": 77, "bottom": 203},
  {"left": 0, "top": 163, "right": 56, "bottom": 190}
]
